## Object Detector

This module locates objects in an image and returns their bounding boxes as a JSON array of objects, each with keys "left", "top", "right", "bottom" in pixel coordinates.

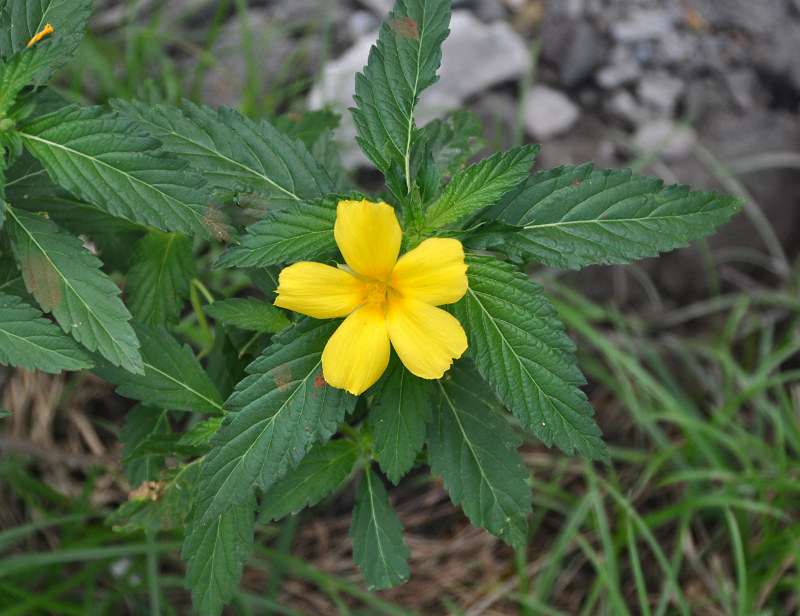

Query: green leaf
[
  {"left": 428, "top": 362, "right": 531, "bottom": 550},
  {"left": 178, "top": 417, "right": 224, "bottom": 448},
  {"left": 5, "top": 208, "right": 143, "bottom": 372},
  {"left": 351, "top": 0, "right": 450, "bottom": 186},
  {"left": 424, "top": 110, "right": 487, "bottom": 178},
  {"left": 369, "top": 355, "right": 432, "bottom": 484},
  {"left": 428, "top": 362, "right": 531, "bottom": 549},
  {"left": 5, "top": 150, "right": 145, "bottom": 235},
  {"left": 0, "top": 408, "right": 10, "bottom": 418},
  {"left": 265, "top": 109, "right": 340, "bottom": 151},
  {"left": 0, "top": 37, "right": 76, "bottom": 115},
  {"left": 486, "top": 164, "right": 743, "bottom": 269},
  {"left": 183, "top": 496, "right": 255, "bottom": 616},
  {"left": 120, "top": 405, "right": 170, "bottom": 487},
  {"left": 126, "top": 231, "right": 195, "bottom": 330},
  {"left": 423, "top": 145, "right": 538, "bottom": 231},
  {"left": 259, "top": 439, "right": 360, "bottom": 523},
  {"left": 17, "top": 105, "right": 230, "bottom": 241},
  {"left": 350, "top": 465, "right": 411, "bottom": 589},
  {"left": 0, "top": 290, "right": 93, "bottom": 373},
  {"left": 452, "top": 255, "right": 608, "bottom": 461},
  {"left": 0, "top": 0, "right": 91, "bottom": 57},
  {"left": 214, "top": 196, "right": 339, "bottom": 269},
  {"left": 111, "top": 99, "right": 335, "bottom": 208},
  {"left": 193, "top": 318, "right": 356, "bottom": 526},
  {"left": 94, "top": 323, "right": 224, "bottom": 415},
  {"left": 203, "top": 297, "right": 289, "bottom": 334}
]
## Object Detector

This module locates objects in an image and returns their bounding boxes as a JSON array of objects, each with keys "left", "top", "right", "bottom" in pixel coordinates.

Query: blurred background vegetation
[{"left": 1, "top": 0, "right": 799, "bottom": 614}]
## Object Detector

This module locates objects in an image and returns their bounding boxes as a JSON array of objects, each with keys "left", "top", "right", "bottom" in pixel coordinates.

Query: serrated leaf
[
  {"left": 126, "top": 231, "right": 195, "bottom": 330},
  {"left": 485, "top": 164, "right": 742, "bottom": 269},
  {"left": 0, "top": 37, "right": 76, "bottom": 115},
  {"left": 0, "top": 0, "right": 92, "bottom": 57},
  {"left": 17, "top": 105, "right": 230, "bottom": 241},
  {"left": 178, "top": 416, "right": 224, "bottom": 448},
  {"left": 203, "top": 297, "right": 289, "bottom": 334},
  {"left": 428, "top": 362, "right": 531, "bottom": 549},
  {"left": 111, "top": 99, "right": 335, "bottom": 208},
  {"left": 259, "top": 439, "right": 360, "bottom": 523},
  {"left": 193, "top": 318, "right": 356, "bottom": 526},
  {"left": 369, "top": 355, "right": 432, "bottom": 484},
  {"left": 120, "top": 405, "right": 170, "bottom": 486},
  {"left": 5, "top": 150, "right": 145, "bottom": 235},
  {"left": 5, "top": 208, "right": 143, "bottom": 372},
  {"left": 0, "top": 291, "right": 92, "bottom": 373},
  {"left": 215, "top": 196, "right": 339, "bottom": 269},
  {"left": 265, "top": 109, "right": 340, "bottom": 150},
  {"left": 350, "top": 465, "right": 411, "bottom": 589},
  {"left": 424, "top": 110, "right": 486, "bottom": 178},
  {"left": 351, "top": 0, "right": 450, "bottom": 188},
  {"left": 423, "top": 146, "right": 538, "bottom": 231},
  {"left": 184, "top": 496, "right": 255, "bottom": 616},
  {"left": 451, "top": 255, "right": 608, "bottom": 461},
  {"left": 94, "top": 323, "right": 224, "bottom": 415}
]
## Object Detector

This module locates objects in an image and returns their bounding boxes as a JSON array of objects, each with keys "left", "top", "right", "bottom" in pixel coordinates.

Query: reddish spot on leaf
[
  {"left": 287, "top": 112, "right": 302, "bottom": 123},
  {"left": 573, "top": 179, "right": 579, "bottom": 186},
  {"left": 203, "top": 201, "right": 230, "bottom": 242},
  {"left": 313, "top": 370, "right": 327, "bottom": 389},
  {"left": 273, "top": 365, "right": 292, "bottom": 393},
  {"left": 391, "top": 16, "right": 419, "bottom": 40},
  {"left": 20, "top": 253, "right": 62, "bottom": 311}
]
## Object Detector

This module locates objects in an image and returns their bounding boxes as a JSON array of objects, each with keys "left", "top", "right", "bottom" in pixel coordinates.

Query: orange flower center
[{"left": 364, "top": 282, "right": 388, "bottom": 314}]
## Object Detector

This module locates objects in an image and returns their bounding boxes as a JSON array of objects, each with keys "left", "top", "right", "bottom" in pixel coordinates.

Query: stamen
[{"left": 27, "top": 24, "right": 53, "bottom": 48}]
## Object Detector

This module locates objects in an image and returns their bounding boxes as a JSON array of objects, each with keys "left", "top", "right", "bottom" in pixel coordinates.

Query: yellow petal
[
  {"left": 385, "top": 295, "right": 468, "bottom": 379},
  {"left": 334, "top": 199, "right": 401, "bottom": 280},
  {"left": 274, "top": 261, "right": 365, "bottom": 319},
  {"left": 321, "top": 304, "right": 391, "bottom": 395},
  {"left": 390, "top": 238, "right": 468, "bottom": 306}
]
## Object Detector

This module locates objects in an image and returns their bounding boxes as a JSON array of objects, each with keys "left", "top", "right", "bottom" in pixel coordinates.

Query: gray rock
[
  {"left": 596, "top": 45, "right": 641, "bottom": 89},
  {"left": 354, "top": 0, "right": 393, "bottom": 17},
  {"left": 632, "top": 118, "right": 696, "bottom": 161},
  {"left": 522, "top": 85, "right": 581, "bottom": 140},
  {"left": 637, "top": 71, "right": 685, "bottom": 115},
  {"left": 309, "top": 10, "right": 529, "bottom": 168},
  {"left": 657, "top": 30, "right": 699, "bottom": 65},
  {"left": 541, "top": 16, "right": 609, "bottom": 87},
  {"left": 471, "top": 0, "right": 509, "bottom": 22},
  {"left": 611, "top": 8, "right": 677, "bottom": 43},
  {"left": 348, "top": 10, "right": 380, "bottom": 38},
  {"left": 605, "top": 90, "right": 649, "bottom": 125}
]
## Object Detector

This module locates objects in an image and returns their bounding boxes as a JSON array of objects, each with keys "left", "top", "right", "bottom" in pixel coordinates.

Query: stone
[
  {"left": 596, "top": 45, "right": 641, "bottom": 89},
  {"left": 348, "top": 10, "right": 380, "bottom": 38},
  {"left": 637, "top": 71, "right": 685, "bottom": 115},
  {"left": 522, "top": 85, "right": 581, "bottom": 140},
  {"left": 632, "top": 118, "right": 697, "bottom": 161},
  {"left": 611, "top": 8, "right": 677, "bottom": 43},
  {"left": 309, "top": 10, "right": 529, "bottom": 167},
  {"left": 541, "top": 16, "right": 609, "bottom": 87},
  {"left": 605, "top": 90, "right": 649, "bottom": 125}
]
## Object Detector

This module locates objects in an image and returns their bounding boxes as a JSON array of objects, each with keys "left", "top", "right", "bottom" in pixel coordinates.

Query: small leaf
[
  {"left": 183, "top": 496, "right": 255, "bottom": 616},
  {"left": 18, "top": 105, "right": 229, "bottom": 241},
  {"left": 94, "top": 323, "right": 224, "bottom": 415},
  {"left": 429, "top": 362, "right": 531, "bottom": 549},
  {"left": 111, "top": 99, "right": 335, "bottom": 208},
  {"left": 423, "top": 145, "right": 538, "bottom": 231},
  {"left": 126, "top": 231, "right": 195, "bottom": 330},
  {"left": 178, "top": 417, "right": 224, "bottom": 448},
  {"left": 351, "top": 0, "right": 450, "bottom": 190},
  {"left": 369, "top": 355, "right": 432, "bottom": 484},
  {"left": 484, "top": 164, "right": 742, "bottom": 269},
  {"left": 259, "top": 439, "right": 360, "bottom": 523},
  {"left": 5, "top": 208, "right": 143, "bottom": 372},
  {"left": 0, "top": 408, "right": 10, "bottom": 418},
  {"left": 451, "top": 255, "right": 608, "bottom": 461},
  {"left": 424, "top": 110, "right": 487, "bottom": 178},
  {"left": 214, "top": 196, "right": 339, "bottom": 269},
  {"left": 0, "top": 0, "right": 92, "bottom": 57},
  {"left": 192, "top": 318, "right": 356, "bottom": 526},
  {"left": 120, "top": 405, "right": 170, "bottom": 487},
  {"left": 203, "top": 297, "right": 289, "bottom": 334},
  {"left": 350, "top": 465, "right": 411, "bottom": 589},
  {"left": 265, "top": 109, "right": 340, "bottom": 150},
  {"left": 0, "top": 290, "right": 93, "bottom": 373}
]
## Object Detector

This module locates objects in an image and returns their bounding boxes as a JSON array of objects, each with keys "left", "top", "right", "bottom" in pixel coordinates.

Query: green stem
[
  {"left": 146, "top": 532, "right": 160, "bottom": 616},
  {"left": 189, "top": 279, "right": 214, "bottom": 358}
]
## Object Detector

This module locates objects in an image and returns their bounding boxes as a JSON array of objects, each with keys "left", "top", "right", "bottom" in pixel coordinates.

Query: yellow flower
[{"left": 274, "top": 199, "right": 469, "bottom": 395}]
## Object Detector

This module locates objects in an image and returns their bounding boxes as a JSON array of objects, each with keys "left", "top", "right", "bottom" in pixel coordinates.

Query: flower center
[{"left": 364, "top": 282, "right": 387, "bottom": 314}]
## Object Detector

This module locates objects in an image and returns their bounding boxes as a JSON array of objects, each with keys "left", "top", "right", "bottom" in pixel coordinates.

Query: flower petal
[
  {"left": 334, "top": 199, "right": 401, "bottom": 280},
  {"left": 274, "top": 261, "right": 365, "bottom": 319},
  {"left": 390, "top": 238, "right": 468, "bottom": 306},
  {"left": 385, "top": 295, "right": 468, "bottom": 379},
  {"left": 322, "top": 304, "right": 391, "bottom": 395}
]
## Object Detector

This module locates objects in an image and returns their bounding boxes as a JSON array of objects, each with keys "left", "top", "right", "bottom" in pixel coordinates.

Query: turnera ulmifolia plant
[{"left": 0, "top": 0, "right": 740, "bottom": 611}]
